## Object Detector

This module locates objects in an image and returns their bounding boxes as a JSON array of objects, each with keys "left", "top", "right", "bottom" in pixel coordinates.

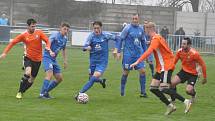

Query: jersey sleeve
[
  {"left": 40, "top": 31, "right": 51, "bottom": 50},
  {"left": 3, "top": 34, "right": 24, "bottom": 54},
  {"left": 83, "top": 33, "right": 92, "bottom": 51},
  {"left": 49, "top": 32, "right": 57, "bottom": 44},
  {"left": 196, "top": 53, "right": 207, "bottom": 78},
  {"left": 137, "top": 37, "right": 160, "bottom": 63}
]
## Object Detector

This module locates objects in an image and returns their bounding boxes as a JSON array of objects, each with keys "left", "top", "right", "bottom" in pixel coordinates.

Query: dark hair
[
  {"left": 61, "top": 22, "right": 70, "bottom": 28},
  {"left": 132, "top": 13, "right": 139, "bottom": 16},
  {"left": 184, "top": 37, "right": 192, "bottom": 45},
  {"left": 93, "top": 21, "right": 102, "bottom": 27},
  {"left": 26, "top": 18, "right": 37, "bottom": 26}
]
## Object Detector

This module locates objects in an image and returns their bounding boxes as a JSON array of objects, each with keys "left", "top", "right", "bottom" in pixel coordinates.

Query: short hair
[
  {"left": 145, "top": 22, "right": 156, "bottom": 28},
  {"left": 132, "top": 13, "right": 139, "bottom": 16},
  {"left": 26, "top": 18, "right": 37, "bottom": 26},
  {"left": 61, "top": 22, "right": 70, "bottom": 28},
  {"left": 93, "top": 21, "right": 102, "bottom": 27},
  {"left": 184, "top": 37, "right": 192, "bottom": 45}
]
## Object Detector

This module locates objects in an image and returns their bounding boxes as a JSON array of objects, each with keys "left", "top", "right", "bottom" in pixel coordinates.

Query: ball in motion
[{"left": 77, "top": 93, "right": 89, "bottom": 104}]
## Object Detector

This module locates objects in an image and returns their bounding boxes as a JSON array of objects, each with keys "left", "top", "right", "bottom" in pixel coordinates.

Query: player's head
[
  {"left": 1, "top": 13, "right": 6, "bottom": 18},
  {"left": 27, "top": 18, "right": 37, "bottom": 33},
  {"left": 145, "top": 22, "right": 156, "bottom": 35},
  {"left": 143, "top": 20, "right": 149, "bottom": 31},
  {"left": 181, "top": 37, "right": 192, "bottom": 51},
  {"left": 132, "top": 13, "right": 139, "bottom": 25},
  {"left": 93, "top": 21, "right": 102, "bottom": 35},
  {"left": 60, "top": 22, "right": 70, "bottom": 36}
]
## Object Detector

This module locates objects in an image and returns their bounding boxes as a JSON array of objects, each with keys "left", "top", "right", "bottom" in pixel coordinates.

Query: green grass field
[{"left": 0, "top": 45, "right": 215, "bottom": 121}]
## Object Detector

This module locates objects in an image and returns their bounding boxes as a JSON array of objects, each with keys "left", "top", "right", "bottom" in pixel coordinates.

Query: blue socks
[
  {"left": 80, "top": 76, "right": 99, "bottom": 93},
  {"left": 40, "top": 80, "right": 59, "bottom": 95},
  {"left": 47, "top": 81, "right": 58, "bottom": 92},
  {"left": 121, "top": 74, "right": 128, "bottom": 96},
  {"left": 40, "top": 79, "right": 50, "bottom": 94},
  {"left": 139, "top": 74, "right": 146, "bottom": 94}
]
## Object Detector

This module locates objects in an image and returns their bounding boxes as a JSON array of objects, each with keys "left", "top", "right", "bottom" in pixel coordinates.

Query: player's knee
[
  {"left": 57, "top": 77, "right": 63, "bottom": 83},
  {"left": 22, "top": 74, "right": 30, "bottom": 82},
  {"left": 139, "top": 70, "right": 145, "bottom": 75},
  {"left": 186, "top": 85, "right": 193, "bottom": 94},
  {"left": 186, "top": 89, "right": 193, "bottom": 95},
  {"left": 150, "top": 85, "right": 159, "bottom": 92}
]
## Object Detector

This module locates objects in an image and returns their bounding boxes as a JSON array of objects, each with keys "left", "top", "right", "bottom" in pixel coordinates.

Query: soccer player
[
  {"left": 116, "top": 14, "right": 148, "bottom": 97},
  {"left": 0, "top": 18, "right": 54, "bottom": 99},
  {"left": 75, "top": 21, "right": 118, "bottom": 98},
  {"left": 130, "top": 22, "right": 191, "bottom": 115},
  {"left": 170, "top": 37, "right": 207, "bottom": 104},
  {"left": 39, "top": 22, "right": 70, "bottom": 99}
]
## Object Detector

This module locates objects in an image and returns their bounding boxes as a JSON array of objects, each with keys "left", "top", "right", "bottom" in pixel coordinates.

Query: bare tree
[{"left": 157, "top": 0, "right": 199, "bottom": 12}]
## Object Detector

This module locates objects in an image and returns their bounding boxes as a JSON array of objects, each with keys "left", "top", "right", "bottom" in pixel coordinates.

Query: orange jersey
[
  {"left": 137, "top": 34, "right": 174, "bottom": 72},
  {"left": 174, "top": 48, "right": 207, "bottom": 78},
  {"left": 3, "top": 30, "right": 51, "bottom": 62}
]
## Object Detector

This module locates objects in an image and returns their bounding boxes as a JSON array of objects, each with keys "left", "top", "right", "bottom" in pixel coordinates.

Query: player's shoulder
[
  {"left": 152, "top": 34, "right": 162, "bottom": 41},
  {"left": 190, "top": 48, "right": 199, "bottom": 55},
  {"left": 50, "top": 31, "right": 59, "bottom": 37},
  {"left": 177, "top": 48, "right": 183, "bottom": 53}
]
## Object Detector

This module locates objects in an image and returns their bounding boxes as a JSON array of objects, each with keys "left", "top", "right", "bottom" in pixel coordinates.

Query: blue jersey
[
  {"left": 43, "top": 31, "right": 67, "bottom": 59},
  {"left": 0, "top": 18, "right": 9, "bottom": 25},
  {"left": 83, "top": 32, "right": 117, "bottom": 65},
  {"left": 118, "top": 24, "right": 147, "bottom": 58}
]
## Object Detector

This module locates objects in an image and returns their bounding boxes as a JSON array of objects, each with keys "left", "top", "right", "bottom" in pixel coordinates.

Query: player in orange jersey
[
  {"left": 170, "top": 37, "right": 207, "bottom": 105},
  {"left": 130, "top": 22, "right": 191, "bottom": 115},
  {"left": 0, "top": 18, "right": 55, "bottom": 99}
]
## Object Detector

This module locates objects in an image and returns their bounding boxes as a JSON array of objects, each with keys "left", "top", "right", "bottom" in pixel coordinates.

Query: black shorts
[
  {"left": 153, "top": 70, "right": 173, "bottom": 84},
  {"left": 24, "top": 56, "right": 41, "bottom": 78},
  {"left": 177, "top": 69, "right": 198, "bottom": 86}
]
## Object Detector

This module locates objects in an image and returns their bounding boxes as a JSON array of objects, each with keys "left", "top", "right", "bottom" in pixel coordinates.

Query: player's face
[
  {"left": 28, "top": 23, "right": 36, "bottom": 34},
  {"left": 60, "top": 26, "right": 69, "bottom": 36},
  {"left": 181, "top": 39, "right": 189, "bottom": 51},
  {"left": 145, "top": 25, "right": 151, "bottom": 35},
  {"left": 132, "top": 15, "right": 139, "bottom": 25},
  {"left": 93, "top": 24, "right": 101, "bottom": 35}
]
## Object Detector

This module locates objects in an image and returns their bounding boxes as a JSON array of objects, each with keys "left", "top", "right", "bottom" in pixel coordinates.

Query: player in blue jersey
[
  {"left": 75, "top": 21, "right": 118, "bottom": 99},
  {"left": 116, "top": 14, "right": 148, "bottom": 97},
  {"left": 39, "top": 22, "right": 70, "bottom": 99}
]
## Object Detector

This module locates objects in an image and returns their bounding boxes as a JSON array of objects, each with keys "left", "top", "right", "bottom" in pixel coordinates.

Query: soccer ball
[{"left": 77, "top": 93, "right": 89, "bottom": 104}]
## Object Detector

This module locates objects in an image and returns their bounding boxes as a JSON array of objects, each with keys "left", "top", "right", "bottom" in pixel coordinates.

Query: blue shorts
[
  {"left": 122, "top": 56, "right": 145, "bottom": 70},
  {"left": 43, "top": 56, "right": 61, "bottom": 74},
  {"left": 147, "top": 53, "right": 154, "bottom": 62},
  {"left": 88, "top": 62, "right": 107, "bottom": 75}
]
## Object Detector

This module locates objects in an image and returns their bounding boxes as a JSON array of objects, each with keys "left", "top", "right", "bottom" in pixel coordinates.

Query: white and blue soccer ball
[{"left": 77, "top": 93, "right": 89, "bottom": 104}]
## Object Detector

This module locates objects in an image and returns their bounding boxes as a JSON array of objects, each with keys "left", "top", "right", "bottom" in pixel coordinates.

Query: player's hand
[
  {"left": 64, "top": 61, "right": 68, "bottom": 69},
  {"left": 49, "top": 50, "right": 55, "bottom": 57},
  {"left": 85, "top": 46, "right": 91, "bottom": 51},
  {"left": 201, "top": 78, "right": 207, "bottom": 85},
  {"left": 130, "top": 61, "right": 138, "bottom": 68},
  {"left": 0, "top": 53, "right": 6, "bottom": 60}
]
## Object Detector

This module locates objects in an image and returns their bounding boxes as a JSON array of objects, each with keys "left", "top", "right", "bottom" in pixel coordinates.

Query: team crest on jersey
[
  {"left": 95, "top": 44, "right": 101, "bottom": 50},
  {"left": 101, "top": 39, "right": 104, "bottom": 42}
]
